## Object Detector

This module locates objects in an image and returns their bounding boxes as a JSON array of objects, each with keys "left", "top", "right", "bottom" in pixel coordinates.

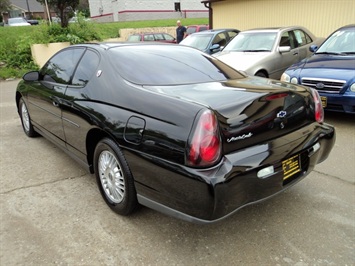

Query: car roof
[
  {"left": 130, "top": 32, "right": 171, "bottom": 35},
  {"left": 189, "top": 28, "right": 239, "bottom": 35},
  {"left": 337, "top": 24, "right": 355, "bottom": 30},
  {"left": 71, "top": 42, "right": 180, "bottom": 50},
  {"left": 242, "top": 26, "right": 306, "bottom": 33},
  {"left": 187, "top": 25, "right": 208, "bottom": 27}
]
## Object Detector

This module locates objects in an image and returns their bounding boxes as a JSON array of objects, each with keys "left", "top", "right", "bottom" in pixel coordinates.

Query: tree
[
  {"left": 36, "top": 0, "right": 79, "bottom": 27},
  {"left": 77, "top": 0, "right": 90, "bottom": 17},
  {"left": 0, "top": 0, "right": 11, "bottom": 23},
  {"left": 0, "top": 0, "right": 11, "bottom": 13}
]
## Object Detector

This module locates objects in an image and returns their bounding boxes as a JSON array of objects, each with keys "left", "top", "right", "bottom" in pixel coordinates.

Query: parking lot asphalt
[{"left": 1, "top": 79, "right": 354, "bottom": 265}]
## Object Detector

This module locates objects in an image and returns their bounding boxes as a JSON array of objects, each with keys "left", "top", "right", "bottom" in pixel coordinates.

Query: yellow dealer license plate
[
  {"left": 321, "top": 96, "right": 327, "bottom": 108},
  {"left": 282, "top": 155, "right": 301, "bottom": 180}
]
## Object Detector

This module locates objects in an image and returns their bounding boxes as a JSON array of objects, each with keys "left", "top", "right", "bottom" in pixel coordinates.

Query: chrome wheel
[
  {"left": 19, "top": 98, "right": 37, "bottom": 137},
  {"left": 98, "top": 150, "right": 125, "bottom": 204},
  {"left": 94, "top": 138, "right": 138, "bottom": 215},
  {"left": 20, "top": 100, "right": 30, "bottom": 133}
]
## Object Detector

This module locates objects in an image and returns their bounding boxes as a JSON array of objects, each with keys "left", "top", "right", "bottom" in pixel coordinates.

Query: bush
[
  {"left": 0, "top": 20, "right": 101, "bottom": 79},
  {"left": 6, "top": 36, "right": 38, "bottom": 69},
  {"left": 0, "top": 18, "right": 208, "bottom": 80}
]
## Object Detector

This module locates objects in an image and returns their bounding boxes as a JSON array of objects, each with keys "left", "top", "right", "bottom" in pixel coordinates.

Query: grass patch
[{"left": 0, "top": 18, "right": 208, "bottom": 80}]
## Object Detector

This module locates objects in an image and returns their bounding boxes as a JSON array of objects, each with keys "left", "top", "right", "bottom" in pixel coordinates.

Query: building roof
[{"left": 10, "top": 0, "right": 45, "bottom": 12}]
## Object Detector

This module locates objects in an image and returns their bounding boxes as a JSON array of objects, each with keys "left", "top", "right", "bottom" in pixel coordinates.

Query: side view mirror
[
  {"left": 23, "top": 71, "right": 39, "bottom": 82},
  {"left": 309, "top": 45, "right": 318, "bottom": 53},
  {"left": 210, "top": 43, "right": 221, "bottom": 53},
  {"left": 279, "top": 46, "right": 291, "bottom": 53}
]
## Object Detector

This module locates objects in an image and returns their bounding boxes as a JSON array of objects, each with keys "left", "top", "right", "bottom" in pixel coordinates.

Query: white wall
[{"left": 89, "top": 0, "right": 208, "bottom": 22}]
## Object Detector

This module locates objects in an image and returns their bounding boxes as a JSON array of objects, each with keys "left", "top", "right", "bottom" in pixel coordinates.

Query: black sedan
[{"left": 16, "top": 43, "right": 335, "bottom": 224}]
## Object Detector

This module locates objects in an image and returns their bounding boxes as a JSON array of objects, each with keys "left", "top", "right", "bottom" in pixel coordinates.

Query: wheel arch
[
  {"left": 15, "top": 91, "right": 23, "bottom": 112},
  {"left": 255, "top": 69, "right": 269, "bottom": 78},
  {"left": 86, "top": 128, "right": 127, "bottom": 174},
  {"left": 86, "top": 128, "right": 111, "bottom": 174}
]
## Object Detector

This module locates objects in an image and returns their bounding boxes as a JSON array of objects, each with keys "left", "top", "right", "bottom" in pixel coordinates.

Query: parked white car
[
  {"left": 214, "top": 26, "right": 323, "bottom": 79},
  {"left": 7, "top": 17, "right": 31, "bottom": 26}
]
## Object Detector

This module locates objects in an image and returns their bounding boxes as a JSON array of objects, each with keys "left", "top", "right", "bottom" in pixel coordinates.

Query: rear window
[
  {"left": 187, "top": 27, "right": 197, "bottom": 35},
  {"left": 187, "top": 26, "right": 209, "bottom": 35},
  {"left": 199, "top": 26, "right": 208, "bottom": 32},
  {"left": 107, "top": 45, "right": 244, "bottom": 85}
]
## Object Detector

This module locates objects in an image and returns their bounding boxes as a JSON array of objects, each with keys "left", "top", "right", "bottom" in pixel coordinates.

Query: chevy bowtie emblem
[{"left": 277, "top": 111, "right": 287, "bottom": 118}]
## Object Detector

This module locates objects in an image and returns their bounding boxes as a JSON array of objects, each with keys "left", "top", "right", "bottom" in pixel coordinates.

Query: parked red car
[{"left": 186, "top": 25, "right": 210, "bottom": 36}]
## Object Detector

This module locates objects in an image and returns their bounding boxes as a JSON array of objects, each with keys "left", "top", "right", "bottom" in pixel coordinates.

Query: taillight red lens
[
  {"left": 187, "top": 110, "right": 221, "bottom": 167},
  {"left": 311, "top": 89, "right": 324, "bottom": 123},
  {"left": 265, "top": 93, "right": 288, "bottom": 101}
]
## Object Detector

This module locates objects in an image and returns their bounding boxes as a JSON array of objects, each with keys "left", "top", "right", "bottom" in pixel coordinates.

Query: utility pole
[
  {"left": 26, "top": 0, "right": 31, "bottom": 19},
  {"left": 44, "top": 0, "right": 51, "bottom": 25}
]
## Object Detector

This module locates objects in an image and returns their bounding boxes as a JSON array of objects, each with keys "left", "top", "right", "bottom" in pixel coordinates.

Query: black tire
[
  {"left": 255, "top": 71, "right": 267, "bottom": 78},
  {"left": 94, "top": 138, "right": 138, "bottom": 215},
  {"left": 19, "top": 98, "right": 38, "bottom": 137}
]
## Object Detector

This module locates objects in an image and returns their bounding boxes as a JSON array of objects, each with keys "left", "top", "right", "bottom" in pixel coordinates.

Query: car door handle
[{"left": 293, "top": 51, "right": 299, "bottom": 56}]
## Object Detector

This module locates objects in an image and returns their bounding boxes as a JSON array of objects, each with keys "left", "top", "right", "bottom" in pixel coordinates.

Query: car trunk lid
[{"left": 144, "top": 76, "right": 316, "bottom": 153}]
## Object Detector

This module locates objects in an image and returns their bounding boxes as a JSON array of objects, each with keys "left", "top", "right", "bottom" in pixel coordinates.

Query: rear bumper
[{"left": 130, "top": 122, "right": 335, "bottom": 224}]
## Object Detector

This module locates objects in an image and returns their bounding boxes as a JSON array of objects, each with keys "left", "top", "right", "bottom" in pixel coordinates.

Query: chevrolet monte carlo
[{"left": 16, "top": 43, "right": 335, "bottom": 224}]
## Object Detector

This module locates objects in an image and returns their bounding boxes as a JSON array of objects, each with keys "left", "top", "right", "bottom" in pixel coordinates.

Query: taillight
[
  {"left": 311, "top": 89, "right": 324, "bottom": 123},
  {"left": 186, "top": 110, "right": 221, "bottom": 167},
  {"left": 265, "top": 93, "right": 288, "bottom": 101}
]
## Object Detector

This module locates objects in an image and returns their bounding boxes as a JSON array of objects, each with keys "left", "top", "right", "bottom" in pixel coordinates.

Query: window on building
[{"left": 174, "top": 2, "right": 181, "bottom": 12}]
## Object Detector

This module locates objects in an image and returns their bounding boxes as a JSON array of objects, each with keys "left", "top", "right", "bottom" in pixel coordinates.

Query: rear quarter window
[
  {"left": 72, "top": 50, "right": 100, "bottom": 86},
  {"left": 294, "top": 29, "right": 312, "bottom": 47}
]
